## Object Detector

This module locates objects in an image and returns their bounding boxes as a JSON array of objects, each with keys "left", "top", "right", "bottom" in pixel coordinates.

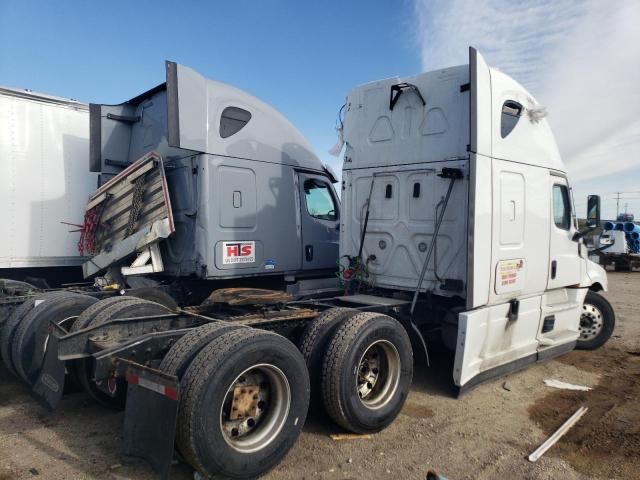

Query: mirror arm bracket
[{"left": 573, "top": 225, "right": 597, "bottom": 242}]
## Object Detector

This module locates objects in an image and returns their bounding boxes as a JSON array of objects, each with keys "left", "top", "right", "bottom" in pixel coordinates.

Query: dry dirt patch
[{"left": 528, "top": 346, "right": 640, "bottom": 479}]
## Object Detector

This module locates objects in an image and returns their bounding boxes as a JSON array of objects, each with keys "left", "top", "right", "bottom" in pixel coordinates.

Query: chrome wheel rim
[
  {"left": 579, "top": 303, "right": 603, "bottom": 341},
  {"left": 220, "top": 363, "right": 291, "bottom": 453},
  {"left": 356, "top": 340, "right": 401, "bottom": 409}
]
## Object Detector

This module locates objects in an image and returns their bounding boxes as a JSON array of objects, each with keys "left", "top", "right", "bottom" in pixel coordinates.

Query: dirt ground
[{"left": 1, "top": 272, "right": 638, "bottom": 480}]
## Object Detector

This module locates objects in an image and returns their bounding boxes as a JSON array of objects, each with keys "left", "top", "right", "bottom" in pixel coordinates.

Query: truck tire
[
  {"left": 66, "top": 296, "right": 134, "bottom": 387},
  {"left": 1, "top": 292, "right": 73, "bottom": 377},
  {"left": 0, "top": 305, "right": 14, "bottom": 330},
  {"left": 0, "top": 279, "right": 40, "bottom": 297},
  {"left": 76, "top": 298, "right": 169, "bottom": 408},
  {"left": 90, "top": 298, "right": 168, "bottom": 326},
  {"left": 177, "top": 328, "right": 310, "bottom": 479},
  {"left": 160, "top": 322, "right": 242, "bottom": 379},
  {"left": 125, "top": 288, "right": 179, "bottom": 311},
  {"left": 70, "top": 296, "right": 132, "bottom": 332},
  {"left": 11, "top": 293, "right": 97, "bottom": 385},
  {"left": 1, "top": 297, "right": 39, "bottom": 376},
  {"left": 321, "top": 312, "right": 413, "bottom": 433},
  {"left": 577, "top": 291, "right": 615, "bottom": 350},
  {"left": 298, "top": 307, "right": 357, "bottom": 414}
]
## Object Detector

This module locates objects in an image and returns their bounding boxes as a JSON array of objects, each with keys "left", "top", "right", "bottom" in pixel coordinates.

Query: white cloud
[{"left": 415, "top": 0, "right": 640, "bottom": 218}]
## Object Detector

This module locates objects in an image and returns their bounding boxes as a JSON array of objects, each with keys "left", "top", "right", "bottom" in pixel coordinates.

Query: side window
[
  {"left": 304, "top": 179, "right": 337, "bottom": 221},
  {"left": 501, "top": 100, "right": 522, "bottom": 138},
  {"left": 220, "top": 107, "right": 251, "bottom": 138},
  {"left": 553, "top": 184, "right": 571, "bottom": 230}
]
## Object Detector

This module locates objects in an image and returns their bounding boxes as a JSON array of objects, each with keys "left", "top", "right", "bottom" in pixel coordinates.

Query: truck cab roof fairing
[
  {"left": 341, "top": 64, "right": 470, "bottom": 170},
  {"left": 341, "top": 48, "right": 564, "bottom": 174},
  {"left": 91, "top": 62, "right": 325, "bottom": 175},
  {"left": 166, "top": 61, "right": 324, "bottom": 172},
  {"left": 469, "top": 47, "right": 564, "bottom": 173}
]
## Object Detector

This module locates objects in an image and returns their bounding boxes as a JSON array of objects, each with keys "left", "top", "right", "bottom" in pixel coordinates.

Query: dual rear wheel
[
  {"left": 163, "top": 325, "right": 309, "bottom": 479},
  {"left": 0, "top": 291, "right": 98, "bottom": 383},
  {"left": 1, "top": 290, "right": 412, "bottom": 479},
  {"left": 71, "top": 296, "right": 171, "bottom": 408},
  {"left": 299, "top": 308, "right": 414, "bottom": 433},
  {"left": 0, "top": 291, "right": 175, "bottom": 408}
]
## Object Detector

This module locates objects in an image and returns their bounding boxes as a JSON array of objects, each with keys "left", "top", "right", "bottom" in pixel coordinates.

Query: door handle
[
  {"left": 305, "top": 245, "right": 313, "bottom": 262},
  {"left": 551, "top": 260, "right": 557, "bottom": 279}
]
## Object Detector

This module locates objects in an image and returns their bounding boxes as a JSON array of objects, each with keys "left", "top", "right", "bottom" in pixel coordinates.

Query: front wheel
[{"left": 576, "top": 291, "right": 615, "bottom": 350}]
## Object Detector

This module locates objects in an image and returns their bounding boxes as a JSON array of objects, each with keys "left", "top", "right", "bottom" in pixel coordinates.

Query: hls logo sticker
[{"left": 222, "top": 241, "right": 256, "bottom": 264}]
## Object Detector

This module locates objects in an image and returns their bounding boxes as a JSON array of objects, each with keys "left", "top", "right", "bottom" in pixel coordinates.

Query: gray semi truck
[
  {"left": 0, "top": 48, "right": 615, "bottom": 480},
  {"left": 84, "top": 61, "right": 340, "bottom": 287}
]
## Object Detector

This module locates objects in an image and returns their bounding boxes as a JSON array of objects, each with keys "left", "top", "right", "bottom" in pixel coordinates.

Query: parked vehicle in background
[{"left": 594, "top": 223, "right": 640, "bottom": 271}]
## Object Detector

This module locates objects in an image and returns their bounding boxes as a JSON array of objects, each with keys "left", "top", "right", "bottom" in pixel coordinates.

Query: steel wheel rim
[
  {"left": 43, "top": 315, "right": 78, "bottom": 353},
  {"left": 356, "top": 340, "right": 401, "bottom": 410},
  {"left": 579, "top": 303, "right": 604, "bottom": 341},
  {"left": 220, "top": 363, "right": 291, "bottom": 453}
]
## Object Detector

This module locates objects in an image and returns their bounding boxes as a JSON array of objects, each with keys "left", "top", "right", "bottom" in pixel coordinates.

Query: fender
[{"left": 581, "top": 258, "right": 607, "bottom": 292}]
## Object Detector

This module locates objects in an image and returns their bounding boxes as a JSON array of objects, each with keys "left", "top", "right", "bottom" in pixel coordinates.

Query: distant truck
[
  {"left": 1, "top": 49, "right": 615, "bottom": 480},
  {"left": 596, "top": 228, "right": 640, "bottom": 271},
  {"left": 0, "top": 87, "right": 96, "bottom": 287}
]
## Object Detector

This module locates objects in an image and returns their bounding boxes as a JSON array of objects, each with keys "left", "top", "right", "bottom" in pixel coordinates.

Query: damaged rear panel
[{"left": 340, "top": 65, "right": 470, "bottom": 297}]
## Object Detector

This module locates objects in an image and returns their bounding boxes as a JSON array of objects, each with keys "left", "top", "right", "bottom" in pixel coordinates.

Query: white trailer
[{"left": 0, "top": 87, "right": 97, "bottom": 285}]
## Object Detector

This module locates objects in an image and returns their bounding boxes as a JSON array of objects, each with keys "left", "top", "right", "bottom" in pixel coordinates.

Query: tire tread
[
  {"left": 177, "top": 328, "right": 267, "bottom": 471},
  {"left": 320, "top": 312, "right": 382, "bottom": 431},
  {"left": 11, "top": 292, "right": 96, "bottom": 384},
  {"left": 159, "top": 322, "right": 242, "bottom": 378},
  {"left": 1, "top": 292, "right": 76, "bottom": 377}
]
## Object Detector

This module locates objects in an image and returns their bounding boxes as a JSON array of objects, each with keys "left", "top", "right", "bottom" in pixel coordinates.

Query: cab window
[
  {"left": 553, "top": 184, "right": 571, "bottom": 230},
  {"left": 220, "top": 106, "right": 251, "bottom": 138},
  {"left": 304, "top": 180, "right": 337, "bottom": 221},
  {"left": 501, "top": 100, "right": 522, "bottom": 138}
]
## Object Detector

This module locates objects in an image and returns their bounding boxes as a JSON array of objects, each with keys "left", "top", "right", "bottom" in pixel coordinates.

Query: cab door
[
  {"left": 297, "top": 172, "right": 340, "bottom": 270},
  {"left": 547, "top": 175, "right": 582, "bottom": 289},
  {"left": 538, "top": 174, "right": 585, "bottom": 348}
]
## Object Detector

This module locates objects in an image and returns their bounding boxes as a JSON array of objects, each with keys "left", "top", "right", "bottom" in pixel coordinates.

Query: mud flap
[
  {"left": 31, "top": 333, "right": 66, "bottom": 411},
  {"left": 120, "top": 360, "right": 179, "bottom": 480}
]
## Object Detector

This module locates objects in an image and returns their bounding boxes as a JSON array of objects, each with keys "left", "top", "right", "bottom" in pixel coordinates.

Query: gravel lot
[{"left": 1, "top": 272, "right": 638, "bottom": 480}]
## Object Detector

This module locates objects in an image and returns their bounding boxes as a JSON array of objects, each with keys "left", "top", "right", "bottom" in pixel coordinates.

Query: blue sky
[
  {"left": 1, "top": 0, "right": 639, "bottom": 218},
  {"left": 0, "top": 0, "right": 420, "bottom": 178}
]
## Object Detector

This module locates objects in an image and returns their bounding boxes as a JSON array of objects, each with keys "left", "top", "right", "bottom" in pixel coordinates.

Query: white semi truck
[{"left": 0, "top": 48, "right": 614, "bottom": 480}]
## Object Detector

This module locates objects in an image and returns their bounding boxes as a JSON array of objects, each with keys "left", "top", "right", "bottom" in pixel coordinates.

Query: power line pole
[{"left": 615, "top": 192, "right": 621, "bottom": 218}]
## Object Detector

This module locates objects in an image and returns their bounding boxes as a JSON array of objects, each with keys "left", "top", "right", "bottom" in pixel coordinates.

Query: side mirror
[{"left": 587, "top": 195, "right": 601, "bottom": 227}]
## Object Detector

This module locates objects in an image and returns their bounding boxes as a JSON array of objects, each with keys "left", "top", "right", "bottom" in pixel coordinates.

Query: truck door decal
[
  {"left": 222, "top": 241, "right": 255, "bottom": 264},
  {"left": 495, "top": 259, "right": 525, "bottom": 294}
]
